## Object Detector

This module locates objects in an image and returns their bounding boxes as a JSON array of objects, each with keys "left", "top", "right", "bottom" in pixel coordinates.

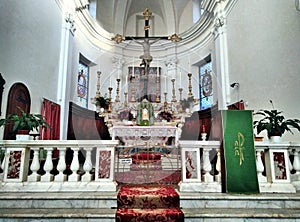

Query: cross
[{"left": 112, "top": 8, "right": 181, "bottom": 100}]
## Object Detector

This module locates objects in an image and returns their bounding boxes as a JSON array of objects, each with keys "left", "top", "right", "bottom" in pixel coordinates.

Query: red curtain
[{"left": 40, "top": 98, "right": 60, "bottom": 140}]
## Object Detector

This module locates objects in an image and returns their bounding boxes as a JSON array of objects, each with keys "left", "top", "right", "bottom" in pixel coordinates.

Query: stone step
[{"left": 0, "top": 207, "right": 299, "bottom": 222}]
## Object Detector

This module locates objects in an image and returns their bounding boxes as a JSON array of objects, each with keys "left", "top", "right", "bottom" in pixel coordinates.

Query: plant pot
[
  {"left": 269, "top": 135, "right": 282, "bottom": 143},
  {"left": 16, "top": 130, "right": 30, "bottom": 140}
]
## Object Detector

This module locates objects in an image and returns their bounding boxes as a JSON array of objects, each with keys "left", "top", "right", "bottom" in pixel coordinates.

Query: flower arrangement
[
  {"left": 158, "top": 111, "right": 173, "bottom": 122},
  {"left": 118, "top": 109, "right": 133, "bottom": 121}
]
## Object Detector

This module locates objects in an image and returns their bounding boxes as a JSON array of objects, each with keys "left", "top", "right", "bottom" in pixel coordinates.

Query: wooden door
[{"left": 3, "top": 83, "right": 31, "bottom": 139}]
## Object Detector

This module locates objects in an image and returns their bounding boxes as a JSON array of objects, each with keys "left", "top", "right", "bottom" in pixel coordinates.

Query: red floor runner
[{"left": 116, "top": 185, "right": 184, "bottom": 222}]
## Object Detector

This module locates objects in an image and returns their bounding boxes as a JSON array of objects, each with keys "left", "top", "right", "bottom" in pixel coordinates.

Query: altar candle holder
[
  {"left": 108, "top": 87, "right": 113, "bottom": 113},
  {"left": 96, "top": 71, "right": 101, "bottom": 98},
  {"left": 171, "top": 78, "right": 177, "bottom": 102},
  {"left": 155, "top": 76, "right": 161, "bottom": 103},
  {"left": 164, "top": 92, "right": 168, "bottom": 112},
  {"left": 188, "top": 73, "right": 193, "bottom": 98},
  {"left": 115, "top": 78, "right": 120, "bottom": 102},
  {"left": 178, "top": 88, "right": 183, "bottom": 101},
  {"left": 124, "top": 92, "right": 128, "bottom": 107},
  {"left": 130, "top": 76, "right": 136, "bottom": 102}
]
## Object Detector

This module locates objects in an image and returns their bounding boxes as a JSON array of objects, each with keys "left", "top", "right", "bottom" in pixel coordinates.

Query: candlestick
[
  {"left": 178, "top": 88, "right": 183, "bottom": 101},
  {"left": 164, "top": 92, "right": 168, "bottom": 112},
  {"left": 171, "top": 79, "right": 177, "bottom": 102},
  {"left": 130, "top": 76, "right": 136, "bottom": 102},
  {"left": 108, "top": 87, "right": 113, "bottom": 113},
  {"left": 115, "top": 78, "right": 120, "bottom": 102},
  {"left": 155, "top": 75, "right": 160, "bottom": 103},
  {"left": 124, "top": 92, "right": 128, "bottom": 107},
  {"left": 188, "top": 73, "right": 193, "bottom": 98},
  {"left": 96, "top": 71, "right": 101, "bottom": 98}
]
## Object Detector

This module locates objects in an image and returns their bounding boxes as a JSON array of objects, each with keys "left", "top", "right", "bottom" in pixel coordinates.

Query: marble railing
[
  {"left": 178, "top": 140, "right": 222, "bottom": 192},
  {"left": 0, "top": 140, "right": 299, "bottom": 193},
  {"left": 0, "top": 140, "right": 118, "bottom": 192}
]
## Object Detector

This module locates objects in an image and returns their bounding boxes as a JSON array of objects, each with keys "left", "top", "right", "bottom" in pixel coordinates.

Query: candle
[
  {"left": 157, "top": 60, "right": 159, "bottom": 77},
  {"left": 165, "top": 74, "right": 167, "bottom": 92},
  {"left": 125, "top": 73, "right": 128, "bottom": 86},
  {"left": 132, "top": 57, "right": 135, "bottom": 77},
  {"left": 117, "top": 70, "right": 120, "bottom": 79},
  {"left": 110, "top": 75, "right": 112, "bottom": 87},
  {"left": 188, "top": 57, "right": 191, "bottom": 73},
  {"left": 202, "top": 125, "right": 206, "bottom": 133},
  {"left": 180, "top": 70, "right": 182, "bottom": 87}
]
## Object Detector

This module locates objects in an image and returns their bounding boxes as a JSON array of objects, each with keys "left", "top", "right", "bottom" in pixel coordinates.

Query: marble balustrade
[
  {"left": 0, "top": 140, "right": 299, "bottom": 193},
  {"left": 0, "top": 140, "right": 118, "bottom": 192}
]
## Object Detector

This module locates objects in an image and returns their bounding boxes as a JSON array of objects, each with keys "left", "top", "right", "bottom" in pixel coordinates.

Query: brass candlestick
[
  {"left": 164, "top": 92, "right": 168, "bottom": 112},
  {"left": 108, "top": 87, "right": 113, "bottom": 113},
  {"left": 96, "top": 71, "right": 101, "bottom": 98},
  {"left": 124, "top": 92, "right": 128, "bottom": 107},
  {"left": 115, "top": 78, "right": 120, "bottom": 102},
  {"left": 171, "top": 78, "right": 177, "bottom": 102},
  {"left": 178, "top": 88, "right": 183, "bottom": 101},
  {"left": 130, "top": 76, "right": 136, "bottom": 102},
  {"left": 188, "top": 73, "right": 193, "bottom": 98},
  {"left": 155, "top": 75, "right": 160, "bottom": 103}
]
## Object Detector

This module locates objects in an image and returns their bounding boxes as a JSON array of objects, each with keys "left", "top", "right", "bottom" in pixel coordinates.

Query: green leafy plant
[
  {"left": 95, "top": 95, "right": 110, "bottom": 109},
  {"left": 253, "top": 100, "right": 300, "bottom": 138},
  {"left": 0, "top": 107, "right": 51, "bottom": 133}
]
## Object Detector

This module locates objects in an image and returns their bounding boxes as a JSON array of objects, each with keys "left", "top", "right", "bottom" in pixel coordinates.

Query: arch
[{"left": 3, "top": 83, "right": 31, "bottom": 139}]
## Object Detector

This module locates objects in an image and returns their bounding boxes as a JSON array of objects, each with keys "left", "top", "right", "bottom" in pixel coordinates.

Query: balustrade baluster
[
  {"left": 41, "top": 147, "right": 54, "bottom": 182},
  {"left": 69, "top": 147, "right": 80, "bottom": 181},
  {"left": 293, "top": 149, "right": 300, "bottom": 177},
  {"left": 215, "top": 148, "right": 221, "bottom": 182},
  {"left": 82, "top": 147, "right": 93, "bottom": 182},
  {"left": 256, "top": 149, "right": 266, "bottom": 182},
  {"left": 54, "top": 147, "right": 67, "bottom": 182},
  {"left": 203, "top": 148, "right": 213, "bottom": 182},
  {"left": 28, "top": 147, "right": 41, "bottom": 182}
]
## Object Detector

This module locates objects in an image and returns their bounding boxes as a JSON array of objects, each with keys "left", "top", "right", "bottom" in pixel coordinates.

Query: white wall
[
  {"left": 0, "top": 1, "right": 62, "bottom": 115},
  {"left": 226, "top": 0, "right": 300, "bottom": 141}
]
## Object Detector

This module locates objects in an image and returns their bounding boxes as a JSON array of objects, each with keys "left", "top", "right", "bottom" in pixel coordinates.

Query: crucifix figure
[{"left": 112, "top": 8, "right": 182, "bottom": 100}]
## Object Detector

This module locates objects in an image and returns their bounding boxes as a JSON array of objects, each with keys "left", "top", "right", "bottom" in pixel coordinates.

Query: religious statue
[
  {"left": 131, "top": 37, "right": 160, "bottom": 67},
  {"left": 136, "top": 99, "right": 154, "bottom": 126}
]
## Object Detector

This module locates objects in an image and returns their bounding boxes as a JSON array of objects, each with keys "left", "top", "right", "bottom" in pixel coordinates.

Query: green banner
[{"left": 222, "top": 110, "right": 259, "bottom": 193}]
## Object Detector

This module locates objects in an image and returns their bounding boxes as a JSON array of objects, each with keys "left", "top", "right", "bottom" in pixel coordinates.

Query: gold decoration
[
  {"left": 234, "top": 132, "right": 245, "bottom": 166},
  {"left": 143, "top": 8, "right": 152, "bottom": 20},
  {"left": 111, "top": 34, "right": 125, "bottom": 44},
  {"left": 168, "top": 33, "right": 182, "bottom": 42}
]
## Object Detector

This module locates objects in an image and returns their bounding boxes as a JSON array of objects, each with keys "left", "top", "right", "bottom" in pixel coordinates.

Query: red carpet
[
  {"left": 116, "top": 185, "right": 184, "bottom": 222},
  {"left": 116, "top": 152, "right": 181, "bottom": 185}
]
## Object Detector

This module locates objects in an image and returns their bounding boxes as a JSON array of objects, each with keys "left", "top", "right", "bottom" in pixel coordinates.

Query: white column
[
  {"left": 54, "top": 147, "right": 67, "bottom": 181},
  {"left": 213, "top": 2, "right": 230, "bottom": 109},
  {"left": 41, "top": 147, "right": 54, "bottom": 182},
  {"left": 27, "top": 148, "right": 41, "bottom": 182},
  {"left": 68, "top": 147, "right": 80, "bottom": 182}
]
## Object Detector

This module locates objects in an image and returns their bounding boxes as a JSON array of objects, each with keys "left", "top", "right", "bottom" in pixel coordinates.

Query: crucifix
[{"left": 112, "top": 8, "right": 182, "bottom": 101}]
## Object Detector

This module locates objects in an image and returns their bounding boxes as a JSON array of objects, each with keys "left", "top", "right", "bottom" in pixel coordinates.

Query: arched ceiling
[{"left": 94, "top": 0, "right": 193, "bottom": 35}]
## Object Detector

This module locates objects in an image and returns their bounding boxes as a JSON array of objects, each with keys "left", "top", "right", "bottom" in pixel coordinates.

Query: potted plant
[
  {"left": 0, "top": 107, "right": 51, "bottom": 140},
  {"left": 95, "top": 95, "right": 110, "bottom": 111},
  {"left": 253, "top": 100, "right": 300, "bottom": 142}
]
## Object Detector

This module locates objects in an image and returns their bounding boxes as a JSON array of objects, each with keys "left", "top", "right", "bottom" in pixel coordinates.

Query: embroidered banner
[{"left": 222, "top": 110, "right": 259, "bottom": 193}]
